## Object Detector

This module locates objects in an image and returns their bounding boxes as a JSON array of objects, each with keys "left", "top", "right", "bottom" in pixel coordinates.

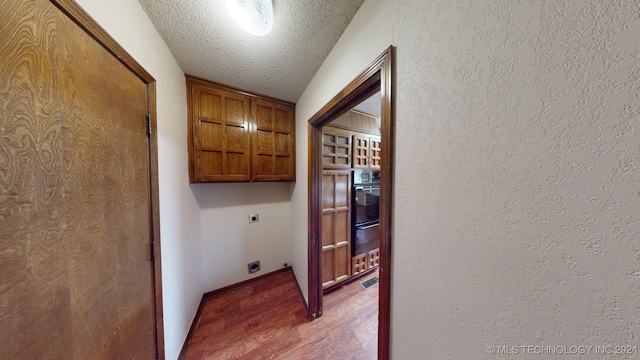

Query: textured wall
[
  {"left": 297, "top": 0, "right": 640, "bottom": 358},
  {"left": 73, "top": 1, "right": 202, "bottom": 358},
  {"left": 393, "top": 0, "right": 640, "bottom": 357}
]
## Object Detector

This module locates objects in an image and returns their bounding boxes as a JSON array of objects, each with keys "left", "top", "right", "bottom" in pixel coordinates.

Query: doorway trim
[
  {"left": 51, "top": 0, "right": 165, "bottom": 357},
  {"left": 307, "top": 46, "right": 393, "bottom": 360}
]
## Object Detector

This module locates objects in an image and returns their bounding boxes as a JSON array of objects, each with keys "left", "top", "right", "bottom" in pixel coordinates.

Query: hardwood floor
[{"left": 185, "top": 270, "right": 378, "bottom": 360}]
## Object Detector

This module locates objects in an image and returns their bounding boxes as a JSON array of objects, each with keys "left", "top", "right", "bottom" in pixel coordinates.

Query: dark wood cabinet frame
[{"left": 307, "top": 47, "right": 394, "bottom": 360}]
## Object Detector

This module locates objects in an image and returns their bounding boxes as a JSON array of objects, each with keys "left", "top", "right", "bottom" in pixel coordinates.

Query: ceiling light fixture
[{"left": 226, "top": 0, "right": 273, "bottom": 36}]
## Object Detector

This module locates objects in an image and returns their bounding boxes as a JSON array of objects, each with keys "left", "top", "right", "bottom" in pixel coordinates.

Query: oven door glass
[{"left": 354, "top": 185, "right": 380, "bottom": 226}]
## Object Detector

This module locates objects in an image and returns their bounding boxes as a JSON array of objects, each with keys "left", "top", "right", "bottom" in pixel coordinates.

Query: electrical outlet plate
[
  {"left": 249, "top": 214, "right": 259, "bottom": 223},
  {"left": 248, "top": 261, "right": 260, "bottom": 274}
]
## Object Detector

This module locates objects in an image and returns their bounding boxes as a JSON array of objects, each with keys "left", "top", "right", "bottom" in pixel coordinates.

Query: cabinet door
[
  {"left": 369, "top": 135, "right": 381, "bottom": 170},
  {"left": 251, "top": 99, "right": 295, "bottom": 181},
  {"left": 190, "top": 85, "right": 251, "bottom": 182},
  {"left": 352, "top": 134, "right": 370, "bottom": 169},
  {"left": 321, "top": 171, "right": 351, "bottom": 289},
  {"left": 353, "top": 134, "right": 381, "bottom": 170},
  {"left": 322, "top": 126, "right": 351, "bottom": 169}
]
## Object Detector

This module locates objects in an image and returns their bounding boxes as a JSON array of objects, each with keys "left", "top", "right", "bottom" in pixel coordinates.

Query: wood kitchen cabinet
[
  {"left": 251, "top": 98, "right": 295, "bottom": 181},
  {"left": 187, "top": 76, "right": 295, "bottom": 183},
  {"left": 322, "top": 126, "right": 352, "bottom": 169},
  {"left": 321, "top": 170, "right": 352, "bottom": 289},
  {"left": 353, "top": 134, "right": 381, "bottom": 170}
]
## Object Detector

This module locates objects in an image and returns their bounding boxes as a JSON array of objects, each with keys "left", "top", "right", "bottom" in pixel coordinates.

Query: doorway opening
[{"left": 307, "top": 47, "right": 393, "bottom": 360}]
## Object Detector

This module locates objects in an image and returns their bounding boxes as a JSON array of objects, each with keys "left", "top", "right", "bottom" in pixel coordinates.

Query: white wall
[
  {"left": 198, "top": 183, "right": 293, "bottom": 291},
  {"left": 296, "top": 0, "right": 640, "bottom": 358},
  {"left": 74, "top": 1, "right": 202, "bottom": 359}
]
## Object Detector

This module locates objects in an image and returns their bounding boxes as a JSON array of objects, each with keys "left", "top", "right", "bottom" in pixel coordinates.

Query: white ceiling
[
  {"left": 353, "top": 91, "right": 381, "bottom": 118},
  {"left": 138, "top": 0, "right": 364, "bottom": 103}
]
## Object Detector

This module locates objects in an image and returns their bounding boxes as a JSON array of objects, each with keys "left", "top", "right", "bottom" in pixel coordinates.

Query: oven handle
[{"left": 358, "top": 223, "right": 380, "bottom": 230}]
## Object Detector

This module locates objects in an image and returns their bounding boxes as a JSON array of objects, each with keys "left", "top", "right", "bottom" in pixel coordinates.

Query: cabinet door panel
[
  {"left": 256, "top": 154, "right": 273, "bottom": 175},
  {"left": 352, "top": 135, "right": 369, "bottom": 169},
  {"left": 226, "top": 152, "right": 249, "bottom": 176},
  {"left": 200, "top": 121, "right": 222, "bottom": 148},
  {"left": 256, "top": 129, "right": 274, "bottom": 152},
  {"left": 369, "top": 136, "right": 381, "bottom": 170},
  {"left": 199, "top": 92, "right": 221, "bottom": 119},
  {"left": 253, "top": 103, "right": 273, "bottom": 129},
  {"left": 275, "top": 132, "right": 290, "bottom": 153},
  {"left": 225, "top": 97, "right": 247, "bottom": 124},
  {"left": 322, "top": 127, "right": 351, "bottom": 169},
  {"left": 191, "top": 85, "right": 250, "bottom": 182},
  {"left": 275, "top": 156, "right": 291, "bottom": 176},
  {"left": 353, "top": 133, "right": 381, "bottom": 170},
  {"left": 226, "top": 125, "right": 249, "bottom": 150},
  {"left": 251, "top": 99, "right": 295, "bottom": 181},
  {"left": 321, "top": 171, "right": 352, "bottom": 289},
  {"left": 275, "top": 108, "right": 292, "bottom": 131},
  {"left": 322, "top": 248, "right": 336, "bottom": 288},
  {"left": 201, "top": 152, "right": 223, "bottom": 176}
]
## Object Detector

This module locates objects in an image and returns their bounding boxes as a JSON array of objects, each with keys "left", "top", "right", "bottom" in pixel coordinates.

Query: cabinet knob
[
  {"left": 253, "top": 164, "right": 258, "bottom": 174},
  {"left": 244, "top": 164, "right": 248, "bottom": 174}
]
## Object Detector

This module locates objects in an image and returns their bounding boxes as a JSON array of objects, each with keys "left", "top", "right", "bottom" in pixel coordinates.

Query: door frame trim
[
  {"left": 307, "top": 46, "right": 394, "bottom": 360},
  {"left": 50, "top": 1, "right": 164, "bottom": 358}
]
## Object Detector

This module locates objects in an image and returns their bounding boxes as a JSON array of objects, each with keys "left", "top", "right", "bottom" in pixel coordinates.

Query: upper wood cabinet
[
  {"left": 322, "top": 126, "right": 352, "bottom": 169},
  {"left": 352, "top": 134, "right": 381, "bottom": 170},
  {"left": 252, "top": 99, "right": 295, "bottom": 181},
  {"left": 187, "top": 76, "right": 295, "bottom": 183}
]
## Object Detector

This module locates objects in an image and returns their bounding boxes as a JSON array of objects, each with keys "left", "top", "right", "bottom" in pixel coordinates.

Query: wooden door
[
  {"left": 353, "top": 134, "right": 381, "bottom": 170},
  {"left": 369, "top": 136, "right": 382, "bottom": 170},
  {"left": 321, "top": 171, "right": 351, "bottom": 288},
  {"left": 251, "top": 99, "right": 295, "bottom": 181},
  {"left": 322, "top": 126, "right": 352, "bottom": 169},
  {"left": 190, "top": 84, "right": 251, "bottom": 182},
  {"left": 0, "top": 0, "right": 158, "bottom": 358},
  {"left": 352, "top": 134, "right": 370, "bottom": 169}
]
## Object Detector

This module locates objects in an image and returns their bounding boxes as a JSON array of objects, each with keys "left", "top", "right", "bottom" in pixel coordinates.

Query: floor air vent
[{"left": 360, "top": 276, "right": 379, "bottom": 290}]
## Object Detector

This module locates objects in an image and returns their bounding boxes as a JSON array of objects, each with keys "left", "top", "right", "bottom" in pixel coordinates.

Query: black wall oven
[{"left": 352, "top": 174, "right": 380, "bottom": 256}]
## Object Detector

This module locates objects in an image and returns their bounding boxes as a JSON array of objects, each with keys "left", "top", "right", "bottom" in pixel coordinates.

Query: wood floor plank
[{"left": 186, "top": 270, "right": 378, "bottom": 359}]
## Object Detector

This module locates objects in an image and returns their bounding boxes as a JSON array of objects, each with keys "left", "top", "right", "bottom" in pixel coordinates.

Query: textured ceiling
[{"left": 138, "top": 0, "right": 364, "bottom": 103}]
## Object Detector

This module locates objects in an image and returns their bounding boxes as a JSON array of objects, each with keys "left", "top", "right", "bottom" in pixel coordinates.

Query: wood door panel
[
  {"left": 275, "top": 155, "right": 290, "bottom": 176},
  {"left": 0, "top": 0, "right": 156, "bottom": 358},
  {"left": 335, "top": 210, "right": 350, "bottom": 243},
  {"left": 336, "top": 245, "right": 350, "bottom": 282},
  {"left": 224, "top": 97, "right": 247, "bottom": 124},
  {"left": 334, "top": 173, "right": 350, "bottom": 208},
  {"left": 321, "top": 126, "right": 351, "bottom": 169},
  {"left": 251, "top": 99, "right": 295, "bottom": 181},
  {"left": 199, "top": 121, "right": 223, "bottom": 148},
  {"left": 321, "top": 212, "right": 335, "bottom": 247},
  {"left": 321, "top": 249, "right": 336, "bottom": 288},
  {"left": 256, "top": 129, "right": 274, "bottom": 152},
  {"left": 322, "top": 174, "right": 335, "bottom": 209},
  {"left": 225, "top": 124, "right": 248, "bottom": 150},
  {"left": 193, "top": 86, "right": 250, "bottom": 182},
  {"left": 201, "top": 151, "right": 223, "bottom": 176},
  {"left": 352, "top": 135, "right": 369, "bottom": 169},
  {"left": 321, "top": 171, "right": 352, "bottom": 289},
  {"left": 370, "top": 136, "right": 381, "bottom": 170},
  {"left": 199, "top": 92, "right": 222, "bottom": 119}
]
